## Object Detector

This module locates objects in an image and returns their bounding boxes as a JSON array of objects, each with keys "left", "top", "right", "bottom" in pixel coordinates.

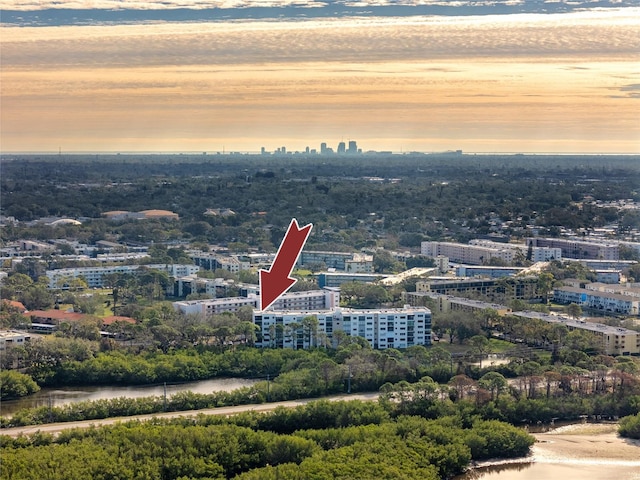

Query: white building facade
[
  {"left": 421, "top": 241, "right": 561, "bottom": 266},
  {"left": 253, "top": 306, "right": 431, "bottom": 350},
  {"left": 173, "top": 288, "right": 340, "bottom": 317},
  {"left": 553, "top": 286, "right": 640, "bottom": 316},
  {"left": 46, "top": 264, "right": 200, "bottom": 289}
]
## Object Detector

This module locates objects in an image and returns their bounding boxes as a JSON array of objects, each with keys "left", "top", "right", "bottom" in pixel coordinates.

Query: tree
[
  {"left": 448, "top": 374, "right": 476, "bottom": 401},
  {"left": 373, "top": 250, "right": 403, "bottom": 273},
  {"left": 0, "top": 370, "right": 40, "bottom": 399},
  {"left": 477, "top": 308, "right": 500, "bottom": 330},
  {"left": 301, "top": 315, "right": 319, "bottom": 348},
  {"left": 468, "top": 335, "right": 490, "bottom": 368},
  {"left": 434, "top": 311, "right": 482, "bottom": 345},
  {"left": 566, "top": 303, "right": 583, "bottom": 319},
  {"left": 478, "top": 372, "right": 507, "bottom": 400},
  {"left": 536, "top": 272, "right": 555, "bottom": 303},
  {"left": 151, "top": 324, "right": 182, "bottom": 353},
  {"left": 619, "top": 413, "right": 640, "bottom": 439},
  {"left": 236, "top": 321, "right": 259, "bottom": 346},
  {"left": 518, "top": 361, "right": 543, "bottom": 398}
]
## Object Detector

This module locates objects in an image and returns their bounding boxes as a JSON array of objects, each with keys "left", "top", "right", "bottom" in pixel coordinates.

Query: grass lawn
[
  {"left": 434, "top": 337, "right": 524, "bottom": 356},
  {"left": 293, "top": 269, "right": 313, "bottom": 277},
  {"left": 487, "top": 338, "right": 516, "bottom": 353}
]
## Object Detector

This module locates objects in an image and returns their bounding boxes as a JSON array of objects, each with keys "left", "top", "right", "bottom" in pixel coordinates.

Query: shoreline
[
  {"left": 532, "top": 422, "right": 640, "bottom": 464},
  {"left": 461, "top": 422, "right": 640, "bottom": 476}
]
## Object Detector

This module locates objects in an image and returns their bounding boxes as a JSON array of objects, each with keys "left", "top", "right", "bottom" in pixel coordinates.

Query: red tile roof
[
  {"left": 24, "top": 310, "right": 87, "bottom": 323},
  {"left": 2, "top": 300, "right": 27, "bottom": 312}
]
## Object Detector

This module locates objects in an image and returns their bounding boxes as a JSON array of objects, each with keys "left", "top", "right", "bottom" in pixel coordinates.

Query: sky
[{"left": 1, "top": 1, "right": 639, "bottom": 154}]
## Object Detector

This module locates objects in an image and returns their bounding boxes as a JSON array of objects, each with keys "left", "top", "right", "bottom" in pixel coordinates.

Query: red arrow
[{"left": 259, "top": 218, "right": 313, "bottom": 311}]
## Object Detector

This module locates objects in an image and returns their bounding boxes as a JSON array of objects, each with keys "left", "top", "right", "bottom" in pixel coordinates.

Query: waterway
[
  {"left": 454, "top": 423, "right": 640, "bottom": 480},
  {"left": 0, "top": 378, "right": 260, "bottom": 417}
]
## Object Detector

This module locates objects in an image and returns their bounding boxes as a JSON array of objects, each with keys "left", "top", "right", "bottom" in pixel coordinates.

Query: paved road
[{"left": 0, "top": 392, "right": 380, "bottom": 438}]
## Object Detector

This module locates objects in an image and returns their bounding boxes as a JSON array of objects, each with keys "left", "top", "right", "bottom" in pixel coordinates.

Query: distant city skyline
[{"left": 2, "top": 5, "right": 639, "bottom": 154}]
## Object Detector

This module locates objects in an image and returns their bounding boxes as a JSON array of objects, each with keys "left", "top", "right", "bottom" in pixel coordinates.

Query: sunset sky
[{"left": 1, "top": 1, "right": 639, "bottom": 153}]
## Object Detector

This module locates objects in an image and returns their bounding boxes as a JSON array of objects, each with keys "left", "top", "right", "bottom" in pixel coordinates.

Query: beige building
[
  {"left": 513, "top": 311, "right": 640, "bottom": 356},
  {"left": 406, "top": 291, "right": 511, "bottom": 317}
]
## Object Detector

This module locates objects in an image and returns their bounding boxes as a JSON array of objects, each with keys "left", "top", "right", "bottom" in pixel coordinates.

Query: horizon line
[{"left": 2, "top": 151, "right": 640, "bottom": 156}]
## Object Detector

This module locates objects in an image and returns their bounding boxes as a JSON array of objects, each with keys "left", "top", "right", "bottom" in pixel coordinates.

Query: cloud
[
  {"left": 2, "top": 8, "right": 639, "bottom": 153},
  {"left": 3, "top": 10, "right": 639, "bottom": 68}
]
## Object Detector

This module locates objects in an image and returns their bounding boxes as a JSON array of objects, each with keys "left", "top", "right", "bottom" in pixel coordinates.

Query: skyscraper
[{"left": 337, "top": 141, "right": 346, "bottom": 154}]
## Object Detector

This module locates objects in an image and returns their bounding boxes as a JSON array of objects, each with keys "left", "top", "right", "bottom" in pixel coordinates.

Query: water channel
[
  {"left": 3, "top": 382, "right": 640, "bottom": 480},
  {"left": 0, "top": 377, "right": 260, "bottom": 417}
]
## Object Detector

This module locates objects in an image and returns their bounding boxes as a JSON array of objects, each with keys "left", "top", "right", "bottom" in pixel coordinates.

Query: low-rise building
[
  {"left": 316, "top": 272, "right": 387, "bottom": 288},
  {"left": 593, "top": 270, "right": 623, "bottom": 284},
  {"left": 173, "top": 288, "right": 340, "bottom": 317},
  {"left": 45, "top": 264, "right": 199, "bottom": 289},
  {"left": 583, "top": 282, "right": 640, "bottom": 299},
  {"left": 189, "top": 252, "right": 249, "bottom": 272},
  {"left": 512, "top": 311, "right": 640, "bottom": 355},
  {"left": 405, "top": 290, "right": 639, "bottom": 355},
  {"left": 405, "top": 291, "right": 512, "bottom": 317},
  {"left": 455, "top": 265, "right": 525, "bottom": 278},
  {"left": 553, "top": 286, "right": 640, "bottom": 316},
  {"left": 298, "top": 251, "right": 356, "bottom": 270},
  {"left": 416, "top": 277, "right": 539, "bottom": 300},
  {"left": 0, "top": 330, "right": 31, "bottom": 350},
  {"left": 528, "top": 237, "right": 619, "bottom": 260},
  {"left": 23, "top": 309, "right": 88, "bottom": 325},
  {"left": 421, "top": 241, "right": 561, "bottom": 265},
  {"left": 344, "top": 254, "right": 374, "bottom": 273}
]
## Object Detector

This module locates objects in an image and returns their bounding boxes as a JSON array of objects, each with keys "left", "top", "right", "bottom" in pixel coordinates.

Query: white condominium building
[
  {"left": 253, "top": 306, "right": 431, "bottom": 350},
  {"left": 46, "top": 264, "right": 200, "bottom": 289},
  {"left": 421, "top": 241, "right": 561, "bottom": 266},
  {"left": 528, "top": 238, "right": 619, "bottom": 260},
  {"left": 172, "top": 288, "right": 340, "bottom": 317},
  {"left": 553, "top": 286, "right": 640, "bottom": 316}
]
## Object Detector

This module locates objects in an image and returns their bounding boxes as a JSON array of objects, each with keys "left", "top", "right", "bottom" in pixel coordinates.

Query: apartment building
[
  {"left": 406, "top": 289, "right": 639, "bottom": 355},
  {"left": 416, "top": 277, "right": 539, "bottom": 300},
  {"left": 254, "top": 306, "right": 431, "bottom": 350},
  {"left": 512, "top": 311, "right": 640, "bottom": 355},
  {"left": 421, "top": 241, "right": 561, "bottom": 265},
  {"left": 583, "top": 282, "right": 640, "bottom": 299},
  {"left": 405, "top": 291, "right": 511, "bottom": 317},
  {"left": 469, "top": 240, "right": 562, "bottom": 263},
  {"left": 189, "top": 252, "right": 249, "bottom": 273},
  {"left": 553, "top": 286, "right": 640, "bottom": 316},
  {"left": 45, "top": 264, "right": 200, "bottom": 289},
  {"left": 316, "top": 272, "right": 387, "bottom": 288},
  {"left": 570, "top": 259, "right": 636, "bottom": 271},
  {"left": 345, "top": 254, "right": 375, "bottom": 273},
  {"left": 455, "top": 265, "right": 525, "bottom": 278},
  {"left": 174, "top": 275, "right": 238, "bottom": 298},
  {"left": 291, "top": 251, "right": 375, "bottom": 272},
  {"left": 173, "top": 288, "right": 340, "bottom": 317},
  {"left": 528, "top": 238, "right": 619, "bottom": 260}
]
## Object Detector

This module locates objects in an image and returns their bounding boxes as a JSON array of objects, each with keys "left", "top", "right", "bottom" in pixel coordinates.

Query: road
[{"left": 0, "top": 392, "right": 380, "bottom": 438}]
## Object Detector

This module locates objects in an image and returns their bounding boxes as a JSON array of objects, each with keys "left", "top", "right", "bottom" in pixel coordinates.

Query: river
[
  {"left": 0, "top": 378, "right": 260, "bottom": 417},
  {"left": 454, "top": 423, "right": 640, "bottom": 480}
]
